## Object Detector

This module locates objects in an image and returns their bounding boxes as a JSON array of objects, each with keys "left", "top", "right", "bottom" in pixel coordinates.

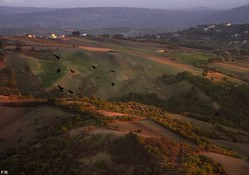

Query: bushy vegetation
[
  {"left": 0, "top": 51, "right": 4, "bottom": 63},
  {"left": 0, "top": 134, "right": 112, "bottom": 175},
  {"left": 0, "top": 95, "right": 237, "bottom": 174},
  {"left": 0, "top": 130, "right": 226, "bottom": 175},
  {"left": 47, "top": 98, "right": 111, "bottom": 127},
  {"left": 151, "top": 116, "right": 240, "bottom": 158},
  {"left": 178, "top": 71, "right": 249, "bottom": 131},
  {"left": 0, "top": 66, "right": 21, "bottom": 96},
  {"left": 109, "top": 133, "right": 226, "bottom": 175},
  {"left": 120, "top": 71, "right": 249, "bottom": 131},
  {"left": 0, "top": 104, "right": 115, "bottom": 175},
  {"left": 24, "top": 49, "right": 57, "bottom": 61},
  {"left": 119, "top": 88, "right": 214, "bottom": 117},
  {"left": 55, "top": 97, "right": 241, "bottom": 157}
]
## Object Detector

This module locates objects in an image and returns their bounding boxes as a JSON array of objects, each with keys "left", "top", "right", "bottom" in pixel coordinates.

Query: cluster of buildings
[
  {"left": 26, "top": 32, "right": 88, "bottom": 40},
  {"left": 27, "top": 33, "right": 66, "bottom": 39}
]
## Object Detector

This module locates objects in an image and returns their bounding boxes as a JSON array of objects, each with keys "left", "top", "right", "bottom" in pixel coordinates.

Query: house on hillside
[
  {"left": 203, "top": 27, "right": 209, "bottom": 31},
  {"left": 172, "top": 33, "right": 179, "bottom": 37},
  {"left": 58, "top": 35, "right": 65, "bottom": 39},
  {"left": 48, "top": 33, "right": 58, "bottom": 39},
  {"left": 208, "top": 25, "right": 216, "bottom": 29},
  {"left": 157, "top": 49, "right": 168, "bottom": 53},
  {"left": 80, "top": 33, "right": 87, "bottom": 37},
  {"left": 27, "top": 34, "right": 36, "bottom": 38}
]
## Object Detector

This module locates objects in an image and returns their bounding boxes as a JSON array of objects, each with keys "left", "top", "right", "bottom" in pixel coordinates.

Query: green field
[
  {"left": 19, "top": 42, "right": 202, "bottom": 99},
  {"left": 166, "top": 51, "right": 210, "bottom": 65},
  {"left": 3, "top": 36, "right": 246, "bottom": 100}
]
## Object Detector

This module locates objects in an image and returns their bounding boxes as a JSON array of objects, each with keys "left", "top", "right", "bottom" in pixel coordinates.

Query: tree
[
  {"left": 102, "top": 34, "right": 110, "bottom": 38},
  {"left": 202, "top": 70, "right": 208, "bottom": 77},
  {"left": 25, "top": 63, "right": 31, "bottom": 72},
  {"left": 72, "top": 31, "right": 80, "bottom": 36},
  {"left": 15, "top": 40, "right": 22, "bottom": 51},
  {"left": 0, "top": 51, "right": 4, "bottom": 63},
  {"left": 30, "top": 46, "right": 35, "bottom": 52},
  {"left": 113, "top": 34, "right": 124, "bottom": 39}
]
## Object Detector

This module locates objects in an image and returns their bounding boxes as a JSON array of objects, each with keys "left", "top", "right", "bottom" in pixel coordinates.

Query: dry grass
[
  {"left": 206, "top": 72, "right": 244, "bottom": 84},
  {"left": 211, "top": 62, "right": 249, "bottom": 74},
  {"left": 201, "top": 152, "right": 249, "bottom": 175}
]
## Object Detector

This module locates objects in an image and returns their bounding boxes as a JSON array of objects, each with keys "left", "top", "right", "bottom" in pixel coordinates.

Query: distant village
[
  {"left": 26, "top": 31, "right": 88, "bottom": 40},
  {"left": 136, "top": 23, "right": 249, "bottom": 49}
]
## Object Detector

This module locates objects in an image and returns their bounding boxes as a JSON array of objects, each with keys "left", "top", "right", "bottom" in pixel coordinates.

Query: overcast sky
[{"left": 1, "top": 0, "right": 249, "bottom": 9}]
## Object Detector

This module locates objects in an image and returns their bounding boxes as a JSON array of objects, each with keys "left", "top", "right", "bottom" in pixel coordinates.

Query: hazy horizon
[{"left": 0, "top": 0, "right": 249, "bottom": 10}]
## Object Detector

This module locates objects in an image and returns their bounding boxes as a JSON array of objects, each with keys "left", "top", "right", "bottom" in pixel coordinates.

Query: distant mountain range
[
  {"left": 0, "top": 4, "right": 248, "bottom": 34},
  {"left": 198, "top": 4, "right": 249, "bottom": 24},
  {"left": 0, "top": 6, "right": 56, "bottom": 15}
]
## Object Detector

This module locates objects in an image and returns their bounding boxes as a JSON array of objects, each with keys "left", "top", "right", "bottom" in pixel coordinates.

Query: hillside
[
  {"left": 0, "top": 6, "right": 219, "bottom": 31},
  {"left": 1, "top": 34, "right": 249, "bottom": 175},
  {"left": 199, "top": 4, "right": 249, "bottom": 24},
  {"left": 0, "top": 97, "right": 248, "bottom": 175},
  {"left": 1, "top": 5, "right": 249, "bottom": 34},
  {"left": 0, "top": 6, "right": 55, "bottom": 15}
]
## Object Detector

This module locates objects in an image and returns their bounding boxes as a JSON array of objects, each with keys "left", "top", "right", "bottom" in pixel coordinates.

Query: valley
[{"left": 0, "top": 32, "right": 249, "bottom": 175}]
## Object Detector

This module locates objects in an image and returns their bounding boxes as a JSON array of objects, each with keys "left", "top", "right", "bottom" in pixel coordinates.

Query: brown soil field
[
  {"left": 82, "top": 102, "right": 145, "bottom": 120},
  {"left": 206, "top": 72, "right": 244, "bottom": 84},
  {"left": 131, "top": 52, "right": 203, "bottom": 75},
  {"left": 211, "top": 62, "right": 249, "bottom": 74},
  {"left": 201, "top": 152, "right": 249, "bottom": 175},
  {"left": 0, "top": 63, "right": 4, "bottom": 69},
  {"left": 4, "top": 36, "right": 69, "bottom": 47},
  {"left": 79, "top": 46, "right": 113, "bottom": 52},
  {"left": 0, "top": 58, "right": 5, "bottom": 69},
  {"left": 97, "top": 110, "right": 127, "bottom": 117}
]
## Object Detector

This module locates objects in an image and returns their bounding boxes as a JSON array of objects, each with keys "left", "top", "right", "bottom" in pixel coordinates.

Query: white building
[
  {"left": 80, "top": 33, "right": 87, "bottom": 37},
  {"left": 48, "top": 33, "right": 58, "bottom": 39},
  {"left": 27, "top": 34, "right": 36, "bottom": 38}
]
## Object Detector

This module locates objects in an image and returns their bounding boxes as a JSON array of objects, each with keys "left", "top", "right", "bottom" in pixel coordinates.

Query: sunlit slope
[
  {"left": 24, "top": 45, "right": 204, "bottom": 99},
  {"left": 3, "top": 36, "right": 232, "bottom": 105},
  {"left": 4, "top": 52, "right": 43, "bottom": 95}
]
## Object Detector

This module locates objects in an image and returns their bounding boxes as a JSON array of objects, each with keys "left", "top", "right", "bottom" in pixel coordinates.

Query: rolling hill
[
  {"left": 1, "top": 5, "right": 249, "bottom": 35},
  {"left": 1, "top": 32, "right": 249, "bottom": 175},
  {"left": 0, "top": 6, "right": 56, "bottom": 15},
  {"left": 0, "top": 6, "right": 219, "bottom": 31},
  {"left": 198, "top": 4, "right": 249, "bottom": 24}
]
